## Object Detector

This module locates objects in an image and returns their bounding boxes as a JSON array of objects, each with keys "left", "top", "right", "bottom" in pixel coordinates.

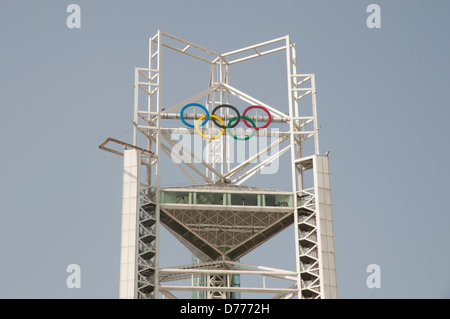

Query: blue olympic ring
[{"left": 180, "top": 103, "right": 210, "bottom": 128}]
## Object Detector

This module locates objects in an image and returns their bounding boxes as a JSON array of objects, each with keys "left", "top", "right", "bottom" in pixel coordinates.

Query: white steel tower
[{"left": 100, "top": 30, "right": 337, "bottom": 299}]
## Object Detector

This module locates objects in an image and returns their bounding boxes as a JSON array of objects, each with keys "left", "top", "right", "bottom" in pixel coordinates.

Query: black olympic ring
[{"left": 211, "top": 104, "right": 241, "bottom": 129}]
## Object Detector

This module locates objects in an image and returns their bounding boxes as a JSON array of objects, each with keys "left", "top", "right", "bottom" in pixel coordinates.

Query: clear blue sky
[{"left": 0, "top": 0, "right": 449, "bottom": 298}]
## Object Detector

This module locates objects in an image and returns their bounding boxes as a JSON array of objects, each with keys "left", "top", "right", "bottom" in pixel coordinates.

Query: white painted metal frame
[
  {"left": 159, "top": 261, "right": 298, "bottom": 299},
  {"left": 121, "top": 30, "right": 337, "bottom": 299}
]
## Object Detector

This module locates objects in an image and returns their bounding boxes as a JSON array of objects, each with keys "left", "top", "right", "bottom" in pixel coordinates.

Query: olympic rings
[
  {"left": 180, "top": 103, "right": 272, "bottom": 140},
  {"left": 195, "top": 115, "right": 225, "bottom": 140}
]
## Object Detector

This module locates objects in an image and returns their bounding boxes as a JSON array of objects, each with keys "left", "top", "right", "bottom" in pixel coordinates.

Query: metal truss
[
  {"left": 159, "top": 201, "right": 293, "bottom": 262},
  {"left": 111, "top": 30, "right": 337, "bottom": 299},
  {"left": 158, "top": 260, "right": 298, "bottom": 299}
]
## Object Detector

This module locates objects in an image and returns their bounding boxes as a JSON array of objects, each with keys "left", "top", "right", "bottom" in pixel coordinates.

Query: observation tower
[{"left": 100, "top": 30, "right": 337, "bottom": 299}]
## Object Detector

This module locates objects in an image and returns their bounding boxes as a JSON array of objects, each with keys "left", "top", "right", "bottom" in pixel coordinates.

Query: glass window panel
[
  {"left": 264, "top": 194, "right": 292, "bottom": 207},
  {"left": 196, "top": 192, "right": 224, "bottom": 205},
  {"left": 230, "top": 193, "right": 258, "bottom": 206},
  {"left": 161, "top": 191, "right": 190, "bottom": 204}
]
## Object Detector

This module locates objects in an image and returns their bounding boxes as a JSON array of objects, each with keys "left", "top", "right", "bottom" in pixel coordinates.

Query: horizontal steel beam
[
  {"left": 136, "top": 125, "right": 294, "bottom": 136},
  {"left": 160, "top": 268, "right": 297, "bottom": 277},
  {"left": 159, "top": 203, "right": 293, "bottom": 213},
  {"left": 143, "top": 112, "right": 290, "bottom": 123},
  {"left": 159, "top": 285, "right": 298, "bottom": 294}
]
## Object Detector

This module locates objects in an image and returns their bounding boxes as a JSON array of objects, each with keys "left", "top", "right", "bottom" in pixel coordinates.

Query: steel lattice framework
[{"left": 103, "top": 30, "right": 337, "bottom": 299}]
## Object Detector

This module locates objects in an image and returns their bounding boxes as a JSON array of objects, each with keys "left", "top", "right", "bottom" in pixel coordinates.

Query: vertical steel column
[
  {"left": 206, "top": 63, "right": 215, "bottom": 181},
  {"left": 218, "top": 58, "right": 230, "bottom": 180},
  {"left": 119, "top": 149, "right": 141, "bottom": 299},
  {"left": 152, "top": 30, "right": 162, "bottom": 298},
  {"left": 311, "top": 74, "right": 320, "bottom": 155},
  {"left": 219, "top": 59, "right": 226, "bottom": 177},
  {"left": 133, "top": 69, "right": 139, "bottom": 146},
  {"left": 313, "top": 155, "right": 338, "bottom": 298},
  {"left": 285, "top": 35, "right": 302, "bottom": 298},
  {"left": 290, "top": 42, "right": 303, "bottom": 192}
]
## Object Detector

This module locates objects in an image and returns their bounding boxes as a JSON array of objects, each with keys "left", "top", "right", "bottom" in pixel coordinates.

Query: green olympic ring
[{"left": 226, "top": 116, "right": 256, "bottom": 141}]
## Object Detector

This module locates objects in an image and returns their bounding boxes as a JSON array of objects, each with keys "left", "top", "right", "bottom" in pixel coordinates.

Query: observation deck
[{"left": 144, "top": 184, "right": 294, "bottom": 261}]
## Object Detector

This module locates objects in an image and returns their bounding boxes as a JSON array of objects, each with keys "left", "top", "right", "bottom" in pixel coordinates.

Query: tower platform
[{"left": 150, "top": 184, "right": 294, "bottom": 261}]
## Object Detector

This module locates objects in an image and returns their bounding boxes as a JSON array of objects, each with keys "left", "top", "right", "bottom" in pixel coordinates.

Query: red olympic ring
[{"left": 242, "top": 105, "right": 272, "bottom": 130}]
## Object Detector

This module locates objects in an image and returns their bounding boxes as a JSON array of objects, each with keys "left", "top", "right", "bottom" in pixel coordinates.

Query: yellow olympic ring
[{"left": 195, "top": 114, "right": 225, "bottom": 140}]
